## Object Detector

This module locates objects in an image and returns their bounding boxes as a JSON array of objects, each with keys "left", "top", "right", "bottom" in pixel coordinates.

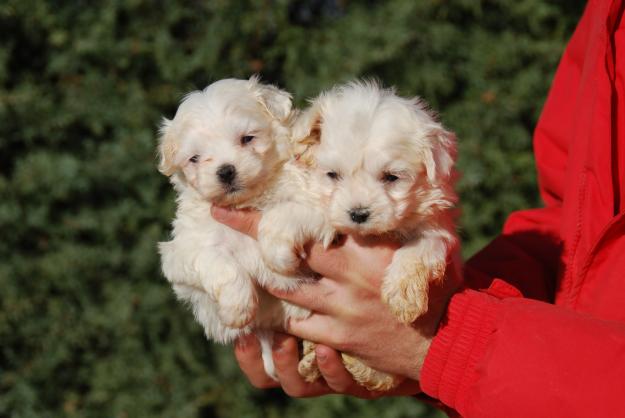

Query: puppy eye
[
  {"left": 240, "top": 135, "right": 255, "bottom": 145},
  {"left": 382, "top": 172, "right": 399, "bottom": 183},
  {"left": 189, "top": 155, "right": 199, "bottom": 163},
  {"left": 326, "top": 171, "right": 340, "bottom": 180}
]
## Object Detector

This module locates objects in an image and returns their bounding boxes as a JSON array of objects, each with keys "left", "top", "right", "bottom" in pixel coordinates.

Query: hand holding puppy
[{"left": 213, "top": 207, "right": 462, "bottom": 397}]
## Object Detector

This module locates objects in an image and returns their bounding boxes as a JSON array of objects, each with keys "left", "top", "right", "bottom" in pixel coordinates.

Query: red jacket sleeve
[
  {"left": 420, "top": 1, "right": 625, "bottom": 416},
  {"left": 420, "top": 289, "right": 625, "bottom": 418}
]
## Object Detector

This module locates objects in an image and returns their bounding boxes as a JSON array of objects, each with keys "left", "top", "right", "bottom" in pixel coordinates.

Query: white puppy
[
  {"left": 285, "top": 80, "right": 459, "bottom": 390},
  {"left": 157, "top": 77, "right": 316, "bottom": 380}
]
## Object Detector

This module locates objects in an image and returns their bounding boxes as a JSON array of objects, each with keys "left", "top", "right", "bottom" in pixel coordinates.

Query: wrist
[
  {"left": 412, "top": 275, "right": 459, "bottom": 380},
  {"left": 413, "top": 333, "right": 434, "bottom": 380}
]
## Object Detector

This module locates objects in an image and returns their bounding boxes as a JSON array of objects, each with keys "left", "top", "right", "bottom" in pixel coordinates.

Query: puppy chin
[
  {"left": 332, "top": 218, "right": 397, "bottom": 236},
  {"left": 208, "top": 186, "right": 250, "bottom": 206}
]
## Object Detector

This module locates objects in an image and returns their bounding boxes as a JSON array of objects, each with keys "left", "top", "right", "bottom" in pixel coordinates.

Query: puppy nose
[
  {"left": 349, "top": 208, "right": 370, "bottom": 224},
  {"left": 216, "top": 164, "right": 237, "bottom": 184}
]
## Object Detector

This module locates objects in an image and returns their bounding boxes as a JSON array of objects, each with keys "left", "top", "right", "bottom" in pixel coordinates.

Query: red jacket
[{"left": 420, "top": 1, "right": 625, "bottom": 417}]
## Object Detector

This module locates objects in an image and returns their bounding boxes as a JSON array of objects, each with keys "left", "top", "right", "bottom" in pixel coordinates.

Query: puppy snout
[
  {"left": 349, "top": 208, "right": 370, "bottom": 224},
  {"left": 216, "top": 164, "right": 237, "bottom": 185}
]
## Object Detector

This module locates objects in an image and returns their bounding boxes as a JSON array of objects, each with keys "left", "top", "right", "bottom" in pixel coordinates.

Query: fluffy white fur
[
  {"left": 157, "top": 77, "right": 325, "bottom": 380},
  {"left": 283, "top": 80, "right": 459, "bottom": 390},
  {"left": 293, "top": 80, "right": 458, "bottom": 320},
  {"left": 157, "top": 77, "right": 458, "bottom": 391}
]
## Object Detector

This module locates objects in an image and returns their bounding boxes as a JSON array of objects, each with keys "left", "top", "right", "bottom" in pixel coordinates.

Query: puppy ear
[
  {"left": 157, "top": 118, "right": 179, "bottom": 176},
  {"left": 290, "top": 100, "right": 324, "bottom": 166},
  {"left": 423, "top": 127, "right": 456, "bottom": 184},
  {"left": 291, "top": 100, "right": 323, "bottom": 145},
  {"left": 250, "top": 77, "right": 293, "bottom": 122}
]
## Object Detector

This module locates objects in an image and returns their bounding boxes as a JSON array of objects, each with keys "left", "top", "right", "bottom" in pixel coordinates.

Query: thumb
[{"left": 211, "top": 206, "right": 260, "bottom": 239}]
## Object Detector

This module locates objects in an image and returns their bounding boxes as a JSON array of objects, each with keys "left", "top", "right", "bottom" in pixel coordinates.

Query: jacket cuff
[{"left": 420, "top": 289, "right": 500, "bottom": 413}]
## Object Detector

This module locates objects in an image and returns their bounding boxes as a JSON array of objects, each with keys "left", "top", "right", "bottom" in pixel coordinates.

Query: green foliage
[{"left": 1, "top": 0, "right": 584, "bottom": 416}]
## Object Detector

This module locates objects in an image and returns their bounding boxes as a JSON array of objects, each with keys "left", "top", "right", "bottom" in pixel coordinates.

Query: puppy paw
[
  {"left": 258, "top": 205, "right": 319, "bottom": 275},
  {"left": 282, "top": 301, "right": 311, "bottom": 321},
  {"left": 341, "top": 354, "right": 401, "bottom": 392},
  {"left": 217, "top": 298, "right": 257, "bottom": 329},
  {"left": 298, "top": 340, "right": 321, "bottom": 383},
  {"left": 381, "top": 280, "right": 428, "bottom": 324},
  {"left": 382, "top": 260, "right": 446, "bottom": 324},
  {"left": 259, "top": 234, "right": 303, "bottom": 275},
  {"left": 212, "top": 264, "right": 259, "bottom": 328}
]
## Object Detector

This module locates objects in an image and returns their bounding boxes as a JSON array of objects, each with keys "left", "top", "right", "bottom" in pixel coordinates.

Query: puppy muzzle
[
  {"left": 348, "top": 207, "right": 370, "bottom": 224},
  {"left": 216, "top": 163, "right": 237, "bottom": 185}
]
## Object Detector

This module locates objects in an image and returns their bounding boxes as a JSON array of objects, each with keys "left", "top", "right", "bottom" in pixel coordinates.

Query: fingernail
[{"left": 315, "top": 346, "right": 328, "bottom": 363}]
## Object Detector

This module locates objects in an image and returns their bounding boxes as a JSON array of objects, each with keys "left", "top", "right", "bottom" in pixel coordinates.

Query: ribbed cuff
[{"left": 420, "top": 289, "right": 500, "bottom": 414}]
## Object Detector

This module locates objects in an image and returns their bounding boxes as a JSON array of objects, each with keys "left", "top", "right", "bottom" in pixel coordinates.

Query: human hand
[
  {"left": 212, "top": 206, "right": 462, "bottom": 397},
  {"left": 234, "top": 332, "right": 421, "bottom": 398}
]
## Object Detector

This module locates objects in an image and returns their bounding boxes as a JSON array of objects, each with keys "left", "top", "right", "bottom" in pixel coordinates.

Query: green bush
[{"left": 0, "top": 0, "right": 584, "bottom": 417}]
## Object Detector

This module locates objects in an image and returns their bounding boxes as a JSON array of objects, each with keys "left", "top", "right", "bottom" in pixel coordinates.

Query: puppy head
[
  {"left": 158, "top": 76, "right": 293, "bottom": 205},
  {"left": 293, "top": 80, "right": 456, "bottom": 235}
]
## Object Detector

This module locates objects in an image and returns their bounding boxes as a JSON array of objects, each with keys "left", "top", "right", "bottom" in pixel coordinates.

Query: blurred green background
[{"left": 0, "top": 0, "right": 585, "bottom": 417}]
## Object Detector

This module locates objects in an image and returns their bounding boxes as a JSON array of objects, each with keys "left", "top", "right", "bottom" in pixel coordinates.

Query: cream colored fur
[
  {"left": 284, "top": 80, "right": 459, "bottom": 391},
  {"left": 158, "top": 78, "right": 458, "bottom": 390},
  {"left": 157, "top": 77, "right": 326, "bottom": 380}
]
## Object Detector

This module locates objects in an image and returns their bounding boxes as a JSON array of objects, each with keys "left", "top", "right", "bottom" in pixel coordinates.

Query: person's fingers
[
  {"left": 234, "top": 334, "right": 279, "bottom": 389},
  {"left": 304, "top": 235, "right": 399, "bottom": 285},
  {"left": 211, "top": 206, "right": 260, "bottom": 239},
  {"left": 285, "top": 313, "right": 341, "bottom": 347},
  {"left": 314, "top": 345, "right": 374, "bottom": 397},
  {"left": 314, "top": 345, "right": 421, "bottom": 398},
  {"left": 303, "top": 241, "right": 352, "bottom": 282},
  {"left": 267, "top": 277, "right": 340, "bottom": 315},
  {"left": 234, "top": 333, "right": 421, "bottom": 398},
  {"left": 271, "top": 334, "right": 332, "bottom": 397}
]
